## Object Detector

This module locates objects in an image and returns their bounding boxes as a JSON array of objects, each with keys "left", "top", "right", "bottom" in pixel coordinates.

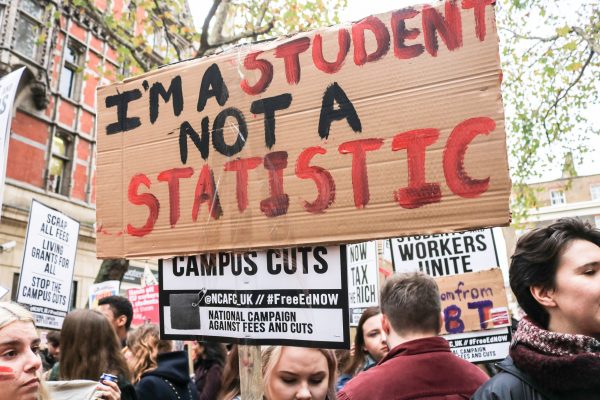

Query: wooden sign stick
[{"left": 239, "top": 345, "right": 264, "bottom": 399}]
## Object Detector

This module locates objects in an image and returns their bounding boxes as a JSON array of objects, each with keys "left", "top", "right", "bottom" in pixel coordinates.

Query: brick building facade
[{"left": 0, "top": 0, "right": 191, "bottom": 307}]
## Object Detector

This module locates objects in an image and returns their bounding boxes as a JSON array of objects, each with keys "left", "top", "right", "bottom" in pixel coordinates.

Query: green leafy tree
[{"left": 496, "top": 0, "right": 599, "bottom": 221}]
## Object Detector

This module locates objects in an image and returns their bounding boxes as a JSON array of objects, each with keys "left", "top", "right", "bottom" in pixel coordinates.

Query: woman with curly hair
[{"left": 127, "top": 324, "right": 197, "bottom": 400}]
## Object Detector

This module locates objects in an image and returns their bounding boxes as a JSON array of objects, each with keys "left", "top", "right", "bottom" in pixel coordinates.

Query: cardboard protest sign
[
  {"left": 159, "top": 246, "right": 350, "bottom": 349},
  {"left": 390, "top": 228, "right": 500, "bottom": 277},
  {"left": 96, "top": 1, "right": 510, "bottom": 259},
  {"left": 446, "top": 327, "right": 510, "bottom": 363},
  {"left": 128, "top": 284, "right": 160, "bottom": 326},
  {"left": 0, "top": 68, "right": 25, "bottom": 220},
  {"left": 17, "top": 200, "right": 79, "bottom": 329},
  {"left": 347, "top": 242, "right": 379, "bottom": 326},
  {"left": 88, "top": 280, "right": 120, "bottom": 309},
  {"left": 437, "top": 268, "right": 510, "bottom": 335}
]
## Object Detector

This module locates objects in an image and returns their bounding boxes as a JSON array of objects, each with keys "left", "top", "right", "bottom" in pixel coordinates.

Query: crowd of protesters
[{"left": 1, "top": 217, "right": 599, "bottom": 399}]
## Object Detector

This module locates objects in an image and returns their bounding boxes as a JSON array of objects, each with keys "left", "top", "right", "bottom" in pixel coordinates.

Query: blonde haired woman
[{"left": 262, "top": 346, "right": 337, "bottom": 400}]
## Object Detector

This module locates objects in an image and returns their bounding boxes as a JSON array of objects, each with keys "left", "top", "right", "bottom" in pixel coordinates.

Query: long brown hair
[
  {"left": 59, "top": 309, "right": 131, "bottom": 381},
  {"left": 218, "top": 344, "right": 240, "bottom": 400},
  {"left": 127, "top": 324, "right": 172, "bottom": 383},
  {"left": 343, "top": 307, "right": 381, "bottom": 376}
]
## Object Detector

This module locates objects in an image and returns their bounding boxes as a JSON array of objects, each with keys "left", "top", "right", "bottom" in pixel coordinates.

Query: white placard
[
  {"left": 390, "top": 228, "right": 500, "bottom": 277},
  {"left": 0, "top": 68, "right": 25, "bottom": 219},
  {"left": 346, "top": 241, "right": 379, "bottom": 326},
  {"left": 159, "top": 245, "right": 350, "bottom": 349},
  {"left": 88, "top": 280, "right": 121, "bottom": 309},
  {"left": 445, "top": 327, "right": 511, "bottom": 363},
  {"left": 17, "top": 200, "right": 80, "bottom": 329}
]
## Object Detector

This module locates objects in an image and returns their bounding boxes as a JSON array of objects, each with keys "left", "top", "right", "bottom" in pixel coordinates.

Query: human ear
[
  {"left": 381, "top": 315, "right": 391, "bottom": 336},
  {"left": 116, "top": 314, "right": 127, "bottom": 328},
  {"left": 530, "top": 285, "right": 557, "bottom": 308}
]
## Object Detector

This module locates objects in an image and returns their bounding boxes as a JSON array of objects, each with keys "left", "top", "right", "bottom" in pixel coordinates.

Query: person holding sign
[
  {"left": 473, "top": 218, "right": 600, "bottom": 399},
  {"left": 338, "top": 273, "right": 488, "bottom": 400},
  {"left": 262, "top": 346, "right": 337, "bottom": 400},
  {"left": 337, "top": 307, "right": 388, "bottom": 391}
]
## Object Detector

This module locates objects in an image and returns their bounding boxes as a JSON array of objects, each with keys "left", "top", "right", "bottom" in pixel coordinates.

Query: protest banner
[
  {"left": 96, "top": 1, "right": 511, "bottom": 259},
  {"left": 446, "top": 327, "right": 511, "bottom": 363},
  {"left": 0, "top": 67, "right": 25, "bottom": 220},
  {"left": 390, "top": 228, "right": 500, "bottom": 277},
  {"left": 128, "top": 284, "right": 160, "bottom": 326},
  {"left": 346, "top": 241, "right": 379, "bottom": 326},
  {"left": 436, "top": 268, "right": 510, "bottom": 335},
  {"left": 159, "top": 245, "right": 350, "bottom": 348},
  {"left": 88, "top": 280, "right": 120, "bottom": 309},
  {"left": 17, "top": 200, "right": 80, "bottom": 329}
]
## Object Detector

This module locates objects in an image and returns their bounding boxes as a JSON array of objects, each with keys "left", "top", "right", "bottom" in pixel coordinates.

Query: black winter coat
[
  {"left": 471, "top": 357, "right": 600, "bottom": 400},
  {"left": 135, "top": 351, "right": 198, "bottom": 400}
]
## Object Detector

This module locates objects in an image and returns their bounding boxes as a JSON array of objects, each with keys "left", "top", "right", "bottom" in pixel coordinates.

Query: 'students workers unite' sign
[
  {"left": 347, "top": 242, "right": 379, "bottom": 326},
  {"left": 96, "top": 1, "right": 511, "bottom": 258},
  {"left": 390, "top": 228, "right": 500, "bottom": 277},
  {"left": 17, "top": 200, "right": 80, "bottom": 329},
  {"left": 159, "top": 246, "right": 350, "bottom": 348}
]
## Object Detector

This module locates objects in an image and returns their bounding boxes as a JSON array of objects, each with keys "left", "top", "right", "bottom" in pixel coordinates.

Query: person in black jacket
[
  {"left": 127, "top": 324, "right": 197, "bottom": 400},
  {"left": 192, "top": 341, "right": 226, "bottom": 400},
  {"left": 473, "top": 218, "right": 600, "bottom": 400}
]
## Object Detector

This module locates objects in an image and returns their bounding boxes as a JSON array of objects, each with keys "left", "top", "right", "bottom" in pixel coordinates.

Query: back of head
[
  {"left": 97, "top": 295, "right": 134, "bottom": 331},
  {"left": 0, "top": 302, "right": 34, "bottom": 330},
  {"left": 219, "top": 344, "right": 240, "bottom": 400},
  {"left": 46, "top": 330, "right": 61, "bottom": 347},
  {"left": 60, "top": 309, "right": 129, "bottom": 381},
  {"left": 197, "top": 341, "right": 226, "bottom": 367},
  {"left": 127, "top": 324, "right": 172, "bottom": 382},
  {"left": 510, "top": 217, "right": 600, "bottom": 328},
  {"left": 380, "top": 272, "right": 441, "bottom": 336}
]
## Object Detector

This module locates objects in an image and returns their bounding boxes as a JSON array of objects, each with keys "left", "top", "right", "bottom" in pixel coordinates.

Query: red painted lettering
[
  {"left": 392, "top": 8, "right": 424, "bottom": 59},
  {"left": 240, "top": 51, "right": 274, "bottom": 95},
  {"left": 461, "top": 0, "right": 494, "bottom": 41},
  {"left": 392, "top": 129, "right": 441, "bottom": 208},
  {"left": 295, "top": 147, "right": 336, "bottom": 213},
  {"left": 443, "top": 117, "right": 495, "bottom": 197},
  {"left": 312, "top": 29, "right": 351, "bottom": 74},
  {"left": 157, "top": 167, "right": 194, "bottom": 227},
  {"left": 224, "top": 157, "right": 262, "bottom": 212},
  {"left": 127, "top": 173, "right": 159, "bottom": 237},
  {"left": 260, "top": 151, "right": 289, "bottom": 217},
  {"left": 192, "top": 165, "right": 222, "bottom": 221},
  {"left": 352, "top": 16, "right": 391, "bottom": 65},
  {"left": 274, "top": 38, "right": 311, "bottom": 85},
  {"left": 338, "top": 138, "right": 384, "bottom": 208},
  {"left": 422, "top": 0, "right": 462, "bottom": 56}
]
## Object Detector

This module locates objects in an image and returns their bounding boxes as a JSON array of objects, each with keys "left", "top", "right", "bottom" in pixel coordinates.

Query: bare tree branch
[
  {"left": 200, "top": 0, "right": 222, "bottom": 55},
  {"left": 572, "top": 26, "right": 600, "bottom": 54},
  {"left": 210, "top": 0, "right": 230, "bottom": 45},
  {"left": 151, "top": 0, "right": 184, "bottom": 62},
  {"left": 542, "top": 48, "right": 595, "bottom": 136},
  {"left": 79, "top": 2, "right": 151, "bottom": 70},
  {"left": 500, "top": 27, "right": 559, "bottom": 42}
]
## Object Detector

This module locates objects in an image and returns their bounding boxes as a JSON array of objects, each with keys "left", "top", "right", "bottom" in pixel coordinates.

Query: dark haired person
[
  {"left": 98, "top": 295, "right": 134, "bottom": 347},
  {"left": 338, "top": 272, "right": 488, "bottom": 400},
  {"left": 473, "top": 218, "right": 600, "bottom": 399},
  {"left": 337, "top": 307, "right": 388, "bottom": 390},
  {"left": 191, "top": 341, "right": 226, "bottom": 400},
  {"left": 41, "top": 331, "right": 60, "bottom": 371}
]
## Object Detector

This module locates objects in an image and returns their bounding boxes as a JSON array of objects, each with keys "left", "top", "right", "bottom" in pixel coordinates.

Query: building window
[
  {"left": 550, "top": 189, "right": 566, "bottom": 206},
  {"left": 47, "top": 133, "right": 73, "bottom": 195},
  {"left": 591, "top": 185, "right": 600, "bottom": 201},
  {"left": 0, "top": 0, "right": 7, "bottom": 33},
  {"left": 14, "top": 0, "right": 44, "bottom": 60},
  {"left": 59, "top": 43, "right": 84, "bottom": 100}
]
